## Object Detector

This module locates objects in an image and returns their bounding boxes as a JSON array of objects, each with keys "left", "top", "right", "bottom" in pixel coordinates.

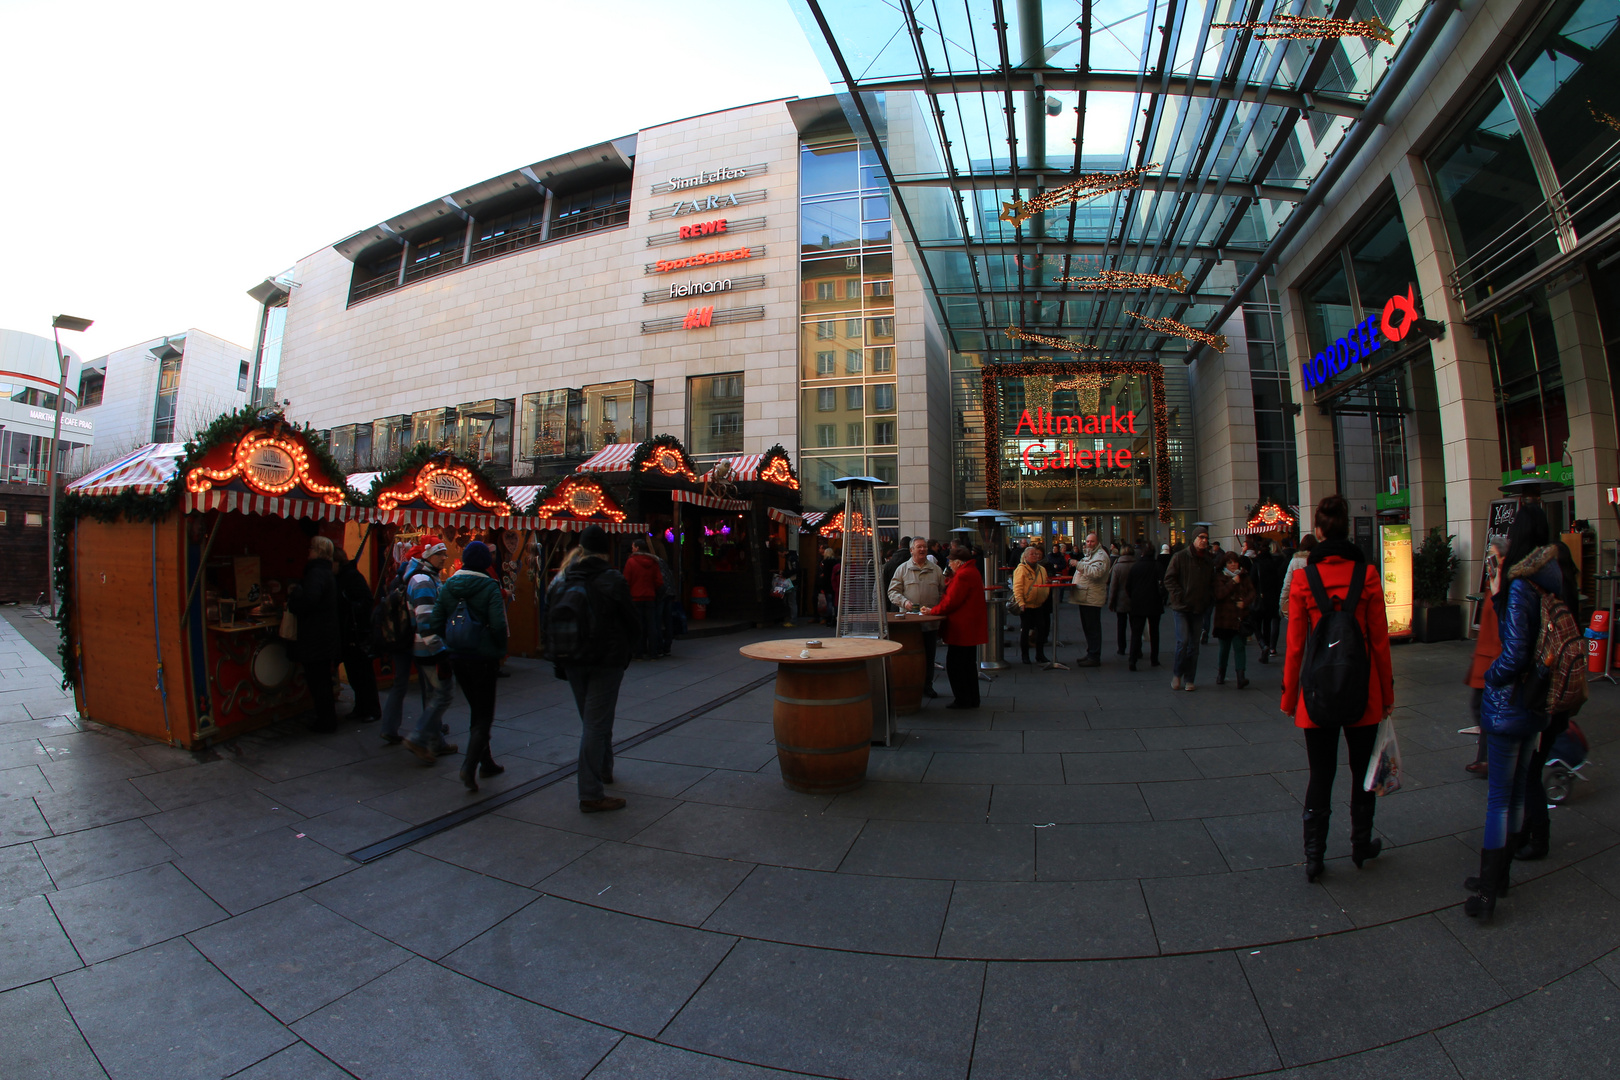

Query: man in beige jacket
[
  {"left": 1068, "top": 532, "right": 1111, "bottom": 667},
  {"left": 889, "top": 538, "right": 945, "bottom": 697}
]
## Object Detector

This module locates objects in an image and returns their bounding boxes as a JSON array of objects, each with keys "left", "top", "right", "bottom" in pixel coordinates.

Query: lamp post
[{"left": 45, "top": 314, "right": 93, "bottom": 618}]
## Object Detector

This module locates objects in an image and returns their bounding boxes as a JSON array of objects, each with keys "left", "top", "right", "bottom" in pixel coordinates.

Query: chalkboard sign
[{"left": 1471, "top": 499, "right": 1519, "bottom": 632}]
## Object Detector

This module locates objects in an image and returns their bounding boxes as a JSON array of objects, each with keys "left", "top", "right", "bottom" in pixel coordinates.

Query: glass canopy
[{"left": 794, "top": 0, "right": 1431, "bottom": 358}]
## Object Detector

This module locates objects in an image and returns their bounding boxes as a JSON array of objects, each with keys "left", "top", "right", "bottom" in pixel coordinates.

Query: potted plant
[{"left": 1412, "top": 527, "right": 1463, "bottom": 642}]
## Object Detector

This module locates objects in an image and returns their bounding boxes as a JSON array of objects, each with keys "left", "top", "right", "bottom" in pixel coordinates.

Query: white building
[
  {"left": 76, "top": 330, "right": 251, "bottom": 465},
  {"left": 0, "top": 328, "right": 92, "bottom": 482}
]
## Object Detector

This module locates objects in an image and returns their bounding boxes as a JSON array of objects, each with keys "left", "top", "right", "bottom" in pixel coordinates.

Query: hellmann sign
[{"left": 1300, "top": 285, "right": 1441, "bottom": 390}]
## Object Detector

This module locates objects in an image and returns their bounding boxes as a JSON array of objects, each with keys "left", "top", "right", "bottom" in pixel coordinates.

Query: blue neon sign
[{"left": 1301, "top": 286, "right": 1418, "bottom": 390}]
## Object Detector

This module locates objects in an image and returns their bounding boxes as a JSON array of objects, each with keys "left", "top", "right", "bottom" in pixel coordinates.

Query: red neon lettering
[
  {"left": 655, "top": 246, "right": 753, "bottom": 273},
  {"left": 682, "top": 305, "right": 714, "bottom": 329},
  {"left": 1022, "top": 442, "right": 1049, "bottom": 471},
  {"left": 1381, "top": 285, "right": 1417, "bottom": 342},
  {"left": 1118, "top": 448, "right": 1133, "bottom": 467},
  {"left": 1014, "top": 409, "right": 1038, "bottom": 436}
]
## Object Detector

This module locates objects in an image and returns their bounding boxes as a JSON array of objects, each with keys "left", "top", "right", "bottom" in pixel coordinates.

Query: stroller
[{"left": 1543, "top": 719, "right": 1591, "bottom": 804}]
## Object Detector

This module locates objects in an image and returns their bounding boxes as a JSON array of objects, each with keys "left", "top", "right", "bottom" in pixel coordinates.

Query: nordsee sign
[{"left": 1300, "top": 286, "right": 1420, "bottom": 390}]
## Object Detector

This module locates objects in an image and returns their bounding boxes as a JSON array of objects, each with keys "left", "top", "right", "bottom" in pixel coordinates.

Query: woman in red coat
[
  {"left": 925, "top": 544, "right": 987, "bottom": 709},
  {"left": 1280, "top": 494, "right": 1393, "bottom": 882}
]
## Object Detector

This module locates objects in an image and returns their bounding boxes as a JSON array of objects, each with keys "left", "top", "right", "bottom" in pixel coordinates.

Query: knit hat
[
  {"left": 580, "top": 524, "right": 610, "bottom": 554},
  {"left": 1160, "top": 544, "right": 1170, "bottom": 555},
  {"left": 421, "top": 536, "right": 447, "bottom": 560},
  {"left": 461, "top": 541, "right": 493, "bottom": 572}
]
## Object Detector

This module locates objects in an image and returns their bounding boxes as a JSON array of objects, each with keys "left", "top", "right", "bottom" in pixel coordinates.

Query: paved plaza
[{"left": 2, "top": 611, "right": 1619, "bottom": 1079}]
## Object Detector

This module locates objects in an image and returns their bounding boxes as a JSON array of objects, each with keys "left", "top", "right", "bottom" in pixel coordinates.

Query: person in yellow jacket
[{"left": 1013, "top": 545, "right": 1052, "bottom": 665}]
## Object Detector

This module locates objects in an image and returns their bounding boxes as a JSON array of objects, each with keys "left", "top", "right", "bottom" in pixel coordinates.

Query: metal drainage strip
[{"left": 347, "top": 672, "right": 776, "bottom": 863}]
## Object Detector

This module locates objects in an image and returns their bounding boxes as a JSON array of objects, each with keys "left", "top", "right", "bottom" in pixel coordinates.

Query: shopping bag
[
  {"left": 1362, "top": 717, "right": 1402, "bottom": 796},
  {"left": 278, "top": 609, "right": 298, "bottom": 642}
]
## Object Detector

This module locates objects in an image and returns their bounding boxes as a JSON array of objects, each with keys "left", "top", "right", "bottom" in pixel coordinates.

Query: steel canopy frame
[{"left": 795, "top": 0, "right": 1448, "bottom": 362}]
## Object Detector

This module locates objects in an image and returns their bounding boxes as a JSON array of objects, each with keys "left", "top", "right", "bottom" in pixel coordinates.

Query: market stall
[{"left": 61, "top": 413, "right": 381, "bottom": 748}]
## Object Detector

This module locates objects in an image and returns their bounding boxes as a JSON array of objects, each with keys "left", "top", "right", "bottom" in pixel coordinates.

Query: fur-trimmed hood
[{"left": 1507, "top": 544, "right": 1559, "bottom": 583}]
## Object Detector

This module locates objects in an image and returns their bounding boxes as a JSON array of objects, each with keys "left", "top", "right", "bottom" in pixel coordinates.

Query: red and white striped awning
[
  {"left": 671, "top": 489, "right": 751, "bottom": 512},
  {"left": 509, "top": 517, "right": 648, "bottom": 534},
  {"left": 800, "top": 511, "right": 829, "bottom": 532},
  {"left": 767, "top": 506, "right": 801, "bottom": 526},
  {"left": 346, "top": 471, "right": 381, "bottom": 497},
  {"left": 66, "top": 443, "right": 185, "bottom": 496},
  {"left": 578, "top": 443, "right": 640, "bottom": 473},
  {"left": 185, "top": 491, "right": 379, "bottom": 521},
  {"left": 1608, "top": 488, "right": 1620, "bottom": 505},
  {"left": 506, "top": 485, "right": 544, "bottom": 512},
  {"left": 701, "top": 454, "right": 764, "bottom": 482}
]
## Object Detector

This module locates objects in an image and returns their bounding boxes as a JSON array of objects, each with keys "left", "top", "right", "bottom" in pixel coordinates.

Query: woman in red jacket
[
  {"left": 1280, "top": 494, "right": 1393, "bottom": 882},
  {"left": 925, "top": 544, "right": 987, "bottom": 709}
]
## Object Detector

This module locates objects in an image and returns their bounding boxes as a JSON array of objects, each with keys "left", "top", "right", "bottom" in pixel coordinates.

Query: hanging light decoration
[
  {"left": 186, "top": 430, "right": 347, "bottom": 504},
  {"left": 531, "top": 476, "right": 626, "bottom": 522},
  {"left": 998, "top": 164, "right": 1158, "bottom": 227},
  {"left": 1004, "top": 325, "right": 1101, "bottom": 353},
  {"left": 1209, "top": 15, "right": 1394, "bottom": 44},
  {"left": 1591, "top": 101, "right": 1620, "bottom": 132},
  {"left": 1123, "top": 310, "right": 1228, "bottom": 353},
  {"left": 1053, "top": 269, "right": 1190, "bottom": 292}
]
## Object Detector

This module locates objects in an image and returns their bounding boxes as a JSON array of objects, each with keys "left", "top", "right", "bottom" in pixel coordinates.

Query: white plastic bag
[{"left": 1363, "top": 717, "right": 1402, "bottom": 795}]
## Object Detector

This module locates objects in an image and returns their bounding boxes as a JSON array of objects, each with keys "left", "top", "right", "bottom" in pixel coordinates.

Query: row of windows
[
  {"left": 812, "top": 384, "right": 895, "bottom": 412},
  {"left": 813, "top": 347, "right": 893, "bottom": 376},
  {"left": 811, "top": 317, "right": 895, "bottom": 340}
]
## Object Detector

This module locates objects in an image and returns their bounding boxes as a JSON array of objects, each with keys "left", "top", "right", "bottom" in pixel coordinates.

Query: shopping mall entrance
[{"left": 1005, "top": 513, "right": 1180, "bottom": 553}]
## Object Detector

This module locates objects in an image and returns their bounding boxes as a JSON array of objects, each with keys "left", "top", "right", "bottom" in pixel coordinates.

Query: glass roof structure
[{"left": 793, "top": 0, "right": 1437, "bottom": 361}]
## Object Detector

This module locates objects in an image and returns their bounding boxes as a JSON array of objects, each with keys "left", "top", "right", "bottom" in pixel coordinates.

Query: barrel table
[
  {"left": 884, "top": 613, "right": 943, "bottom": 715},
  {"left": 739, "top": 637, "right": 902, "bottom": 794}
]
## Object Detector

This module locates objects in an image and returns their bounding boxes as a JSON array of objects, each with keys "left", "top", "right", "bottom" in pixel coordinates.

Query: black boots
[
  {"left": 1350, "top": 803, "right": 1383, "bottom": 868},
  {"left": 1303, "top": 810, "right": 1330, "bottom": 882},
  {"left": 1236, "top": 673, "right": 1249, "bottom": 690},
  {"left": 1514, "top": 821, "right": 1550, "bottom": 861},
  {"left": 1021, "top": 648, "right": 1031, "bottom": 665},
  {"left": 1465, "top": 847, "right": 1513, "bottom": 920},
  {"left": 1036, "top": 649, "right": 1049, "bottom": 664},
  {"left": 1215, "top": 670, "right": 1226, "bottom": 685}
]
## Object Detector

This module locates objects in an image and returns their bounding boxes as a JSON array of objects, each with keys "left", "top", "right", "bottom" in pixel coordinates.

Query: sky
[{"left": 0, "top": 0, "right": 833, "bottom": 363}]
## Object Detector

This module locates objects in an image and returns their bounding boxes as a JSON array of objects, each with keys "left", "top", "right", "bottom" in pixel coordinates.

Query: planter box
[{"left": 1415, "top": 603, "right": 1463, "bottom": 643}]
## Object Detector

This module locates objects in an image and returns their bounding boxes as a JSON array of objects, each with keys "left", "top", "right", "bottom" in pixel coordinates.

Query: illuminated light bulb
[
  {"left": 1003, "top": 325, "right": 1101, "bottom": 353},
  {"left": 1591, "top": 101, "right": 1620, "bottom": 132},
  {"left": 1122, "top": 311, "right": 1228, "bottom": 352},
  {"left": 1209, "top": 15, "right": 1394, "bottom": 44},
  {"left": 1052, "top": 270, "right": 1189, "bottom": 292},
  {"left": 998, "top": 164, "right": 1158, "bottom": 227}
]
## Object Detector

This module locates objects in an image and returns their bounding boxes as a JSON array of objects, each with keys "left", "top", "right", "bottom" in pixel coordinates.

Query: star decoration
[{"left": 998, "top": 164, "right": 1158, "bottom": 227}]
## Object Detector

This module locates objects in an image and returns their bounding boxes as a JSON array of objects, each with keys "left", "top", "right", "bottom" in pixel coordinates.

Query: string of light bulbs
[
  {"left": 1123, "top": 311, "right": 1229, "bottom": 353},
  {"left": 998, "top": 164, "right": 1158, "bottom": 228},
  {"left": 1052, "top": 269, "right": 1190, "bottom": 292},
  {"left": 1209, "top": 15, "right": 1394, "bottom": 43}
]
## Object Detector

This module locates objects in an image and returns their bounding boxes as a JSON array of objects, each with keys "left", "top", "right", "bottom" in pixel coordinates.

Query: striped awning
[
  {"left": 186, "top": 491, "right": 380, "bottom": 522},
  {"left": 767, "top": 506, "right": 801, "bottom": 526},
  {"left": 671, "top": 489, "right": 751, "bottom": 512},
  {"left": 800, "top": 511, "right": 829, "bottom": 532},
  {"left": 346, "top": 471, "right": 381, "bottom": 497},
  {"left": 505, "top": 485, "right": 544, "bottom": 512},
  {"left": 701, "top": 454, "right": 764, "bottom": 482},
  {"left": 66, "top": 443, "right": 184, "bottom": 496},
  {"left": 577, "top": 443, "right": 640, "bottom": 473},
  {"left": 511, "top": 518, "right": 648, "bottom": 534}
]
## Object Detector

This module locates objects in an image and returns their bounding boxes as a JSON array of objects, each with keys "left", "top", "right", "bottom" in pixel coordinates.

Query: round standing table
[
  {"left": 739, "top": 637, "right": 902, "bottom": 794},
  {"left": 884, "top": 613, "right": 943, "bottom": 715}
]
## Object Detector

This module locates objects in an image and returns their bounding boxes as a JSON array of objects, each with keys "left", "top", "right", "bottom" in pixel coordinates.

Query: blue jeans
[
  {"left": 411, "top": 657, "right": 454, "bottom": 749},
  {"left": 1172, "top": 611, "right": 1202, "bottom": 681},
  {"left": 380, "top": 650, "right": 419, "bottom": 739},
  {"left": 1484, "top": 732, "right": 1537, "bottom": 849},
  {"left": 568, "top": 665, "right": 624, "bottom": 800}
]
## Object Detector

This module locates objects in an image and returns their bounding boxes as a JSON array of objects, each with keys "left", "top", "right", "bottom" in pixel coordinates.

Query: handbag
[
  {"left": 1005, "top": 595, "right": 1024, "bottom": 616},
  {"left": 278, "top": 609, "right": 298, "bottom": 642}
]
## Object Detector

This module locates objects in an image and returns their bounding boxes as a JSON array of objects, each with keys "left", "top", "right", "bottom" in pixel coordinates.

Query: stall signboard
[
  {"left": 1380, "top": 523, "right": 1412, "bottom": 638},
  {"left": 1472, "top": 498, "right": 1519, "bottom": 632},
  {"left": 1300, "top": 285, "right": 1421, "bottom": 390}
]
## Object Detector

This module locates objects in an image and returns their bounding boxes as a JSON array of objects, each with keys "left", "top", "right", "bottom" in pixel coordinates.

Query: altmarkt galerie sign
[{"left": 982, "top": 362, "right": 1172, "bottom": 519}]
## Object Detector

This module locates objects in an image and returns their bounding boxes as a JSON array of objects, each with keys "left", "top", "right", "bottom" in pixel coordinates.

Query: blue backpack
[{"left": 444, "top": 599, "right": 485, "bottom": 655}]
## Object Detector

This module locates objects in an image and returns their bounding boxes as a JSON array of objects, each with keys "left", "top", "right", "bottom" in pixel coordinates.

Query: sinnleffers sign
[
  {"left": 1300, "top": 286, "right": 1421, "bottom": 390},
  {"left": 649, "top": 163, "right": 768, "bottom": 196}
]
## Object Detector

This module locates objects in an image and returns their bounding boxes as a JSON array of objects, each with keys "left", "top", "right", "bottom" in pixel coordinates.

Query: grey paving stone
[
  {"left": 972, "top": 951, "right": 1280, "bottom": 1079},
  {"left": 596, "top": 757, "right": 714, "bottom": 799},
  {"left": 0, "top": 739, "right": 48, "bottom": 770},
  {"left": 143, "top": 791, "right": 305, "bottom": 856},
  {"left": 863, "top": 749, "right": 932, "bottom": 781},
  {"left": 631, "top": 801, "right": 862, "bottom": 871},
  {"left": 188, "top": 894, "right": 412, "bottom": 1024},
  {"left": 1185, "top": 738, "right": 1309, "bottom": 778},
  {"left": 675, "top": 716, "right": 775, "bottom": 744},
  {"left": 48, "top": 862, "right": 225, "bottom": 964},
  {"left": 413, "top": 814, "right": 599, "bottom": 887},
  {"left": 704, "top": 865, "right": 951, "bottom": 953},
  {"left": 254, "top": 762, "right": 420, "bottom": 818},
  {"left": 505, "top": 732, "right": 586, "bottom": 766},
  {"left": 1204, "top": 807, "right": 1310, "bottom": 870},
  {"left": 541, "top": 841, "right": 752, "bottom": 925},
  {"left": 824, "top": 780, "right": 991, "bottom": 822},
  {"left": 294, "top": 803, "right": 410, "bottom": 855},
  {"left": 36, "top": 748, "right": 159, "bottom": 792},
  {"left": 1368, "top": 781, "right": 1488, "bottom": 847},
  {"left": 0, "top": 893, "right": 83, "bottom": 991},
  {"left": 989, "top": 708, "right": 1092, "bottom": 730},
  {"left": 226, "top": 1041, "right": 353, "bottom": 1080},
  {"left": 0, "top": 842, "right": 54, "bottom": 902},
  {"left": 679, "top": 769, "right": 837, "bottom": 814},
  {"left": 584, "top": 1036, "right": 807, "bottom": 1079},
  {"left": 446, "top": 895, "right": 735, "bottom": 1037},
  {"left": 57, "top": 937, "right": 294, "bottom": 1080},
  {"left": 36, "top": 727, "right": 136, "bottom": 760},
  {"left": 1241, "top": 916, "right": 1508, "bottom": 1066},
  {"left": 125, "top": 758, "right": 267, "bottom": 812},
  {"left": 841, "top": 819, "right": 1036, "bottom": 880},
  {"left": 922, "top": 751, "right": 1065, "bottom": 785},
  {"left": 987, "top": 782, "right": 1153, "bottom": 823},
  {"left": 1140, "top": 774, "right": 1298, "bottom": 820},
  {"left": 1086, "top": 705, "right": 1191, "bottom": 729},
  {"left": 1136, "top": 723, "right": 1248, "bottom": 751},
  {"left": 498, "top": 783, "right": 683, "bottom": 841},
  {"left": 663, "top": 939, "right": 982, "bottom": 1080},
  {"left": 31, "top": 779, "right": 158, "bottom": 836},
  {"left": 1437, "top": 965, "right": 1620, "bottom": 1079},
  {"left": 1318, "top": 835, "right": 1481, "bottom": 926},
  {"left": 899, "top": 728, "right": 1024, "bottom": 753},
  {"left": 1257, "top": 1033, "right": 1462, "bottom": 1080},
  {"left": 937, "top": 879, "right": 1157, "bottom": 959},
  {"left": 0, "top": 980, "right": 109, "bottom": 1080},
  {"left": 1435, "top": 867, "right": 1620, "bottom": 996},
  {"left": 1580, "top": 843, "right": 1620, "bottom": 900},
  {"left": 172, "top": 828, "right": 355, "bottom": 915},
  {"left": 1021, "top": 727, "right": 1144, "bottom": 754},
  {"left": 306, "top": 849, "right": 535, "bottom": 959},
  {"left": 621, "top": 733, "right": 779, "bottom": 773},
  {"left": 0, "top": 793, "right": 51, "bottom": 848},
  {"left": 1144, "top": 864, "right": 1354, "bottom": 952},
  {"left": 33, "top": 818, "right": 178, "bottom": 890},
  {"left": 1037, "top": 820, "right": 1228, "bottom": 880},
  {"left": 1061, "top": 749, "right": 1204, "bottom": 784}
]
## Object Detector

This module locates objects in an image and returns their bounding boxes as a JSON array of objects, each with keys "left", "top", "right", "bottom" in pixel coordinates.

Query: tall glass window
[
  {"left": 688, "top": 373, "right": 745, "bottom": 457},
  {"left": 152, "top": 342, "right": 184, "bottom": 443},
  {"left": 455, "top": 399, "right": 514, "bottom": 468},
  {"left": 519, "top": 389, "right": 581, "bottom": 461},
  {"left": 581, "top": 380, "right": 651, "bottom": 453}
]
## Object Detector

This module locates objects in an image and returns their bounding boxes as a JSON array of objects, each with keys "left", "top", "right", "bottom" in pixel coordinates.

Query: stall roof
[
  {"left": 346, "top": 471, "right": 381, "bottom": 496},
  {"left": 506, "top": 485, "right": 544, "bottom": 512},
  {"left": 578, "top": 443, "right": 639, "bottom": 473},
  {"left": 67, "top": 443, "right": 184, "bottom": 496}
]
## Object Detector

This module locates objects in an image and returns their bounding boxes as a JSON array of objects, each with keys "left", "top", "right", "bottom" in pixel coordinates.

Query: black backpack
[
  {"left": 545, "top": 573, "right": 598, "bottom": 664},
  {"left": 368, "top": 574, "right": 414, "bottom": 656},
  {"left": 1299, "top": 560, "right": 1371, "bottom": 727}
]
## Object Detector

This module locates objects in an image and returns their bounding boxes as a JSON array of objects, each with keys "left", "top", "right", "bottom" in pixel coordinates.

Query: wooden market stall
[
  {"left": 62, "top": 416, "right": 381, "bottom": 748},
  {"left": 697, "top": 447, "right": 803, "bottom": 625}
]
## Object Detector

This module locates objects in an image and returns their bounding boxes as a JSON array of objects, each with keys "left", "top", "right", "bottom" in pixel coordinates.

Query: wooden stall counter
[
  {"left": 884, "top": 613, "right": 943, "bottom": 715},
  {"left": 739, "top": 637, "right": 901, "bottom": 794}
]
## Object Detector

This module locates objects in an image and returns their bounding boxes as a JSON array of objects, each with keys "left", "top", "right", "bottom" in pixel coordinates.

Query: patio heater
[
  {"left": 962, "top": 509, "right": 1014, "bottom": 672},
  {"left": 832, "top": 475, "right": 894, "bottom": 743}
]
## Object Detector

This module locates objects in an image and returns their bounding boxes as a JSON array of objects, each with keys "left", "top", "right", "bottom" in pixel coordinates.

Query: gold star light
[
  {"left": 999, "top": 164, "right": 1158, "bottom": 227},
  {"left": 1123, "top": 311, "right": 1228, "bottom": 352},
  {"left": 1209, "top": 15, "right": 1395, "bottom": 44},
  {"left": 1591, "top": 101, "right": 1620, "bottom": 132}
]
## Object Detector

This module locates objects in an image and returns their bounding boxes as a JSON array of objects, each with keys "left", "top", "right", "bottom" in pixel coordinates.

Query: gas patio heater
[
  {"left": 962, "top": 508, "right": 1016, "bottom": 672},
  {"left": 832, "top": 475, "right": 894, "bottom": 743}
]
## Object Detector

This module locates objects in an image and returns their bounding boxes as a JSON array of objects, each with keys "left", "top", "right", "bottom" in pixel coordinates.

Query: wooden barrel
[
  {"left": 772, "top": 660, "right": 872, "bottom": 793},
  {"left": 887, "top": 622, "right": 926, "bottom": 715}
]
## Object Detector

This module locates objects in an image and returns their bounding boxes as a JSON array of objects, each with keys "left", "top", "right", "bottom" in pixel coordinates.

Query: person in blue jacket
[
  {"left": 1470, "top": 503, "right": 1556, "bottom": 919},
  {"left": 423, "top": 541, "right": 508, "bottom": 792}
]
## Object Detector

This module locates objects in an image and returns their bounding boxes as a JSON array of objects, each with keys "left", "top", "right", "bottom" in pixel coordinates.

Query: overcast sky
[{"left": 0, "top": 0, "right": 833, "bottom": 363}]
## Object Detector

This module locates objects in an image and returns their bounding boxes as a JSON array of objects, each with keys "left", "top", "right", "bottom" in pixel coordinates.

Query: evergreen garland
[
  {"left": 351, "top": 442, "right": 511, "bottom": 508},
  {"left": 628, "top": 434, "right": 697, "bottom": 505}
]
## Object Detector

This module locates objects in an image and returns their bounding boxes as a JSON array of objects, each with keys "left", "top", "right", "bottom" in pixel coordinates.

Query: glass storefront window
[
  {"left": 1489, "top": 299, "right": 1569, "bottom": 476},
  {"left": 802, "top": 197, "right": 861, "bottom": 254},
  {"left": 582, "top": 380, "right": 651, "bottom": 454},
  {"left": 1301, "top": 258, "right": 1353, "bottom": 357},
  {"left": 518, "top": 389, "right": 581, "bottom": 461},
  {"left": 411, "top": 407, "right": 455, "bottom": 451},
  {"left": 800, "top": 454, "right": 866, "bottom": 511},
  {"left": 330, "top": 425, "right": 356, "bottom": 472},
  {"left": 801, "top": 143, "right": 859, "bottom": 197},
  {"left": 455, "top": 399, "right": 514, "bottom": 468},
  {"left": 372, "top": 415, "right": 409, "bottom": 465},
  {"left": 688, "top": 373, "right": 745, "bottom": 457},
  {"left": 1347, "top": 203, "right": 1419, "bottom": 311}
]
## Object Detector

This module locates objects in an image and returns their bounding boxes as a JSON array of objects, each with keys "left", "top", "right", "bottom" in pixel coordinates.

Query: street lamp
[{"left": 45, "top": 314, "right": 93, "bottom": 618}]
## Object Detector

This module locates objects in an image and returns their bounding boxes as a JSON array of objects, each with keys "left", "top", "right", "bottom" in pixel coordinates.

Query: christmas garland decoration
[
  {"left": 980, "top": 360, "right": 1172, "bottom": 522},
  {"left": 1124, "top": 310, "right": 1228, "bottom": 352},
  {"left": 1591, "top": 101, "right": 1620, "bottom": 133},
  {"left": 1004, "top": 324, "right": 1101, "bottom": 353},
  {"left": 998, "top": 164, "right": 1158, "bottom": 227},
  {"left": 351, "top": 441, "right": 509, "bottom": 508},
  {"left": 628, "top": 433, "right": 700, "bottom": 505},
  {"left": 1052, "top": 269, "right": 1189, "bottom": 292},
  {"left": 757, "top": 443, "right": 801, "bottom": 491},
  {"left": 1209, "top": 15, "right": 1394, "bottom": 44}
]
